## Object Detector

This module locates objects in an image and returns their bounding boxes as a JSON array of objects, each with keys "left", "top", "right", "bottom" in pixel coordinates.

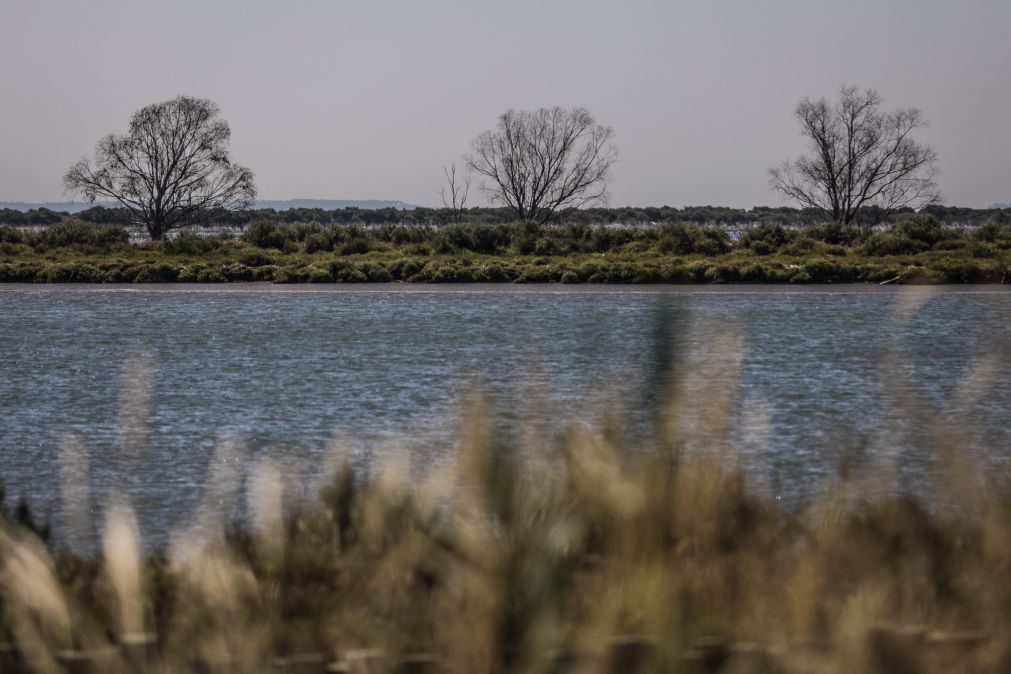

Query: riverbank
[
  {"left": 1, "top": 219, "right": 1008, "bottom": 283},
  {"left": 1, "top": 248, "right": 1007, "bottom": 284}
]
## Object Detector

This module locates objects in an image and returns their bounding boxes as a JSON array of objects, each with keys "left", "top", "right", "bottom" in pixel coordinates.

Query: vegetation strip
[{"left": 1, "top": 216, "right": 1009, "bottom": 284}]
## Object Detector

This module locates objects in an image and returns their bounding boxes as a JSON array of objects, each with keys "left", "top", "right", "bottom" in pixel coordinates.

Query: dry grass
[{"left": 1, "top": 295, "right": 1008, "bottom": 673}]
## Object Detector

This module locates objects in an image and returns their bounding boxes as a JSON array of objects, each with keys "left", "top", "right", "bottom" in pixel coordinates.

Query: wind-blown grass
[{"left": 4, "top": 412, "right": 1009, "bottom": 673}]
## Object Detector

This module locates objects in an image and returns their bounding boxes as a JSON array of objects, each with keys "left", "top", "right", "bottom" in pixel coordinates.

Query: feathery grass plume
[
  {"left": 172, "top": 434, "right": 247, "bottom": 554},
  {"left": 0, "top": 530, "right": 72, "bottom": 674},
  {"left": 102, "top": 504, "right": 144, "bottom": 637},
  {"left": 116, "top": 351, "right": 155, "bottom": 458},
  {"left": 163, "top": 541, "right": 268, "bottom": 673},
  {"left": 660, "top": 319, "right": 745, "bottom": 456},
  {"left": 888, "top": 286, "right": 940, "bottom": 326},
  {"left": 58, "top": 434, "right": 93, "bottom": 552},
  {"left": 247, "top": 457, "right": 285, "bottom": 568}
]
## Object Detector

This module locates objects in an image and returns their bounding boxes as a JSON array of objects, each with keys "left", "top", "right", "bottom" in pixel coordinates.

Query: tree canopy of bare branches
[
  {"left": 770, "top": 86, "right": 939, "bottom": 225},
  {"left": 466, "top": 107, "right": 617, "bottom": 224},
  {"left": 64, "top": 96, "right": 256, "bottom": 240}
]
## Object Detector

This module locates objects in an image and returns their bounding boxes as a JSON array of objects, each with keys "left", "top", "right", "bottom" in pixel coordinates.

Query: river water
[{"left": 1, "top": 284, "right": 1008, "bottom": 550}]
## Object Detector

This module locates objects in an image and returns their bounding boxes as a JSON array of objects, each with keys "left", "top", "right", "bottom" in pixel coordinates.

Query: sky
[{"left": 1, "top": 0, "right": 1009, "bottom": 209}]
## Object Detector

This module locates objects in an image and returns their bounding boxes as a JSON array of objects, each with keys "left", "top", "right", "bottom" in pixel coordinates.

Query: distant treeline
[{"left": 2, "top": 204, "right": 1010, "bottom": 229}]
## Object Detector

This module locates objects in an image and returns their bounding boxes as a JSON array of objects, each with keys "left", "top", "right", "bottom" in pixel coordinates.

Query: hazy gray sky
[{"left": 1, "top": 0, "right": 1009, "bottom": 208}]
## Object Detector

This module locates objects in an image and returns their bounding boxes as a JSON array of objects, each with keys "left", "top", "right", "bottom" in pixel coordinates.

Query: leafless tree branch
[
  {"left": 439, "top": 163, "right": 471, "bottom": 223},
  {"left": 769, "top": 85, "right": 939, "bottom": 226},
  {"left": 64, "top": 96, "right": 256, "bottom": 240},
  {"left": 466, "top": 107, "right": 617, "bottom": 224}
]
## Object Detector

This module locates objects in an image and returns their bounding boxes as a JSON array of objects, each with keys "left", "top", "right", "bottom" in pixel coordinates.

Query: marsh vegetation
[{"left": 1, "top": 214, "right": 1009, "bottom": 284}]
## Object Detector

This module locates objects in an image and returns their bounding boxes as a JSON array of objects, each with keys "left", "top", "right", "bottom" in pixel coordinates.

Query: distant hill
[{"left": 0, "top": 199, "right": 416, "bottom": 213}]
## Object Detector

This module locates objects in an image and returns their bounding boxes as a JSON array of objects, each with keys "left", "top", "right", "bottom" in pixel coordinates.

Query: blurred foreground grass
[{"left": 2, "top": 405, "right": 1009, "bottom": 673}]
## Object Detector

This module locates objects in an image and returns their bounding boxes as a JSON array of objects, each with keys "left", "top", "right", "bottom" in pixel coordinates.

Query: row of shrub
[
  {"left": 240, "top": 216, "right": 1011, "bottom": 257},
  {"left": 3, "top": 215, "right": 1011, "bottom": 259},
  {"left": 240, "top": 219, "right": 737, "bottom": 256},
  {"left": 0, "top": 221, "right": 130, "bottom": 251},
  {"left": 2, "top": 255, "right": 1005, "bottom": 284},
  {"left": 740, "top": 216, "right": 1011, "bottom": 256}
]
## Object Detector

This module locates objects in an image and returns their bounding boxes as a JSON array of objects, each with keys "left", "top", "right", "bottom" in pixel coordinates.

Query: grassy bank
[{"left": 1, "top": 218, "right": 1009, "bottom": 283}]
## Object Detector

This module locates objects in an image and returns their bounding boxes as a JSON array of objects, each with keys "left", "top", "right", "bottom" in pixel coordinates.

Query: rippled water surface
[{"left": 1, "top": 284, "right": 1008, "bottom": 548}]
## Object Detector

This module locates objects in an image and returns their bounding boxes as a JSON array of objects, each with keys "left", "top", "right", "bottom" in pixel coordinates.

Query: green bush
[
  {"left": 559, "top": 223, "right": 592, "bottom": 250},
  {"left": 339, "top": 237, "right": 372, "bottom": 255},
  {"left": 388, "top": 258, "right": 424, "bottom": 280},
  {"left": 306, "top": 266, "right": 333, "bottom": 283},
  {"left": 693, "top": 227, "right": 732, "bottom": 256},
  {"left": 895, "top": 214, "right": 944, "bottom": 245},
  {"left": 242, "top": 220, "right": 290, "bottom": 249},
  {"left": 0, "top": 262, "right": 44, "bottom": 281},
  {"left": 160, "top": 231, "right": 226, "bottom": 255},
  {"left": 931, "top": 239, "right": 969, "bottom": 252},
  {"left": 221, "top": 264, "right": 255, "bottom": 282},
  {"left": 532, "top": 237, "right": 565, "bottom": 256},
  {"left": 238, "top": 248, "right": 278, "bottom": 267},
  {"left": 133, "top": 262, "right": 180, "bottom": 282},
  {"left": 780, "top": 237, "right": 820, "bottom": 256},
  {"left": 479, "top": 263, "right": 515, "bottom": 282},
  {"left": 509, "top": 221, "right": 543, "bottom": 255},
  {"left": 376, "top": 224, "right": 434, "bottom": 245},
  {"left": 862, "top": 232, "right": 928, "bottom": 256},
  {"left": 804, "top": 258, "right": 856, "bottom": 282},
  {"left": 251, "top": 266, "right": 276, "bottom": 281},
  {"left": 43, "top": 262, "right": 107, "bottom": 283},
  {"left": 399, "top": 243, "right": 432, "bottom": 256},
  {"left": 433, "top": 223, "right": 510, "bottom": 255},
  {"left": 805, "top": 223, "right": 864, "bottom": 246},
  {"left": 0, "top": 224, "right": 24, "bottom": 244},
  {"left": 965, "top": 242, "right": 996, "bottom": 258},
  {"left": 416, "top": 260, "right": 477, "bottom": 282},
  {"left": 973, "top": 222, "right": 1011, "bottom": 248},
  {"left": 0, "top": 241, "right": 29, "bottom": 257},
  {"left": 655, "top": 223, "right": 730, "bottom": 256},
  {"left": 292, "top": 222, "right": 325, "bottom": 242},
  {"left": 740, "top": 223, "right": 795, "bottom": 253},
  {"left": 362, "top": 263, "right": 393, "bottom": 282},
  {"left": 303, "top": 231, "right": 332, "bottom": 254},
  {"left": 588, "top": 226, "right": 636, "bottom": 253},
  {"left": 298, "top": 224, "right": 377, "bottom": 254}
]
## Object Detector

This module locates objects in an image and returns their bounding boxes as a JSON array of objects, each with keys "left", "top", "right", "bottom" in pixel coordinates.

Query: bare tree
[
  {"left": 467, "top": 107, "right": 617, "bottom": 223},
  {"left": 439, "top": 163, "right": 471, "bottom": 223},
  {"left": 770, "top": 85, "right": 939, "bottom": 225},
  {"left": 65, "top": 96, "right": 256, "bottom": 240}
]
